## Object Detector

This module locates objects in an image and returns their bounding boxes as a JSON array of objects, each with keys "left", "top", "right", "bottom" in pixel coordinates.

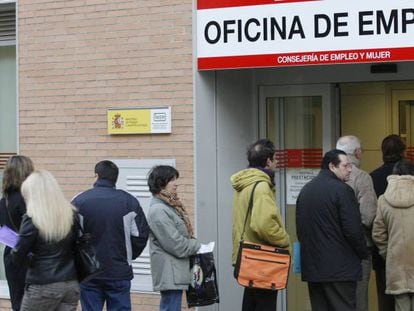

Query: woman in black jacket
[
  {"left": 11, "top": 170, "right": 79, "bottom": 311},
  {"left": 0, "top": 155, "right": 34, "bottom": 311}
]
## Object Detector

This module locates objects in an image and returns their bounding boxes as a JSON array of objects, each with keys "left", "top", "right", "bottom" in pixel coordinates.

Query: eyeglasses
[{"left": 339, "top": 163, "right": 352, "bottom": 169}]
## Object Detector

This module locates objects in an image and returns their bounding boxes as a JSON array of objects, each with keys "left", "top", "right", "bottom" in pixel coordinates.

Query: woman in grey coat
[{"left": 147, "top": 165, "right": 201, "bottom": 311}]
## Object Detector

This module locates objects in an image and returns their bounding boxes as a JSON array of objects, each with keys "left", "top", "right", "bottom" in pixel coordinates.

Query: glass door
[
  {"left": 259, "top": 84, "right": 337, "bottom": 311},
  {"left": 392, "top": 89, "right": 414, "bottom": 162}
]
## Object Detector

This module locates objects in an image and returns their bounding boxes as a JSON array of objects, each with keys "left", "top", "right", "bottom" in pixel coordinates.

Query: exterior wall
[
  {"left": 15, "top": 1, "right": 194, "bottom": 310},
  {"left": 195, "top": 70, "right": 258, "bottom": 311},
  {"left": 0, "top": 299, "right": 12, "bottom": 311}
]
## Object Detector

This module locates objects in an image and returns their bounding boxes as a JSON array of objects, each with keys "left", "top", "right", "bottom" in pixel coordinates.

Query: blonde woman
[
  {"left": 11, "top": 170, "right": 79, "bottom": 311},
  {"left": 0, "top": 155, "right": 34, "bottom": 311}
]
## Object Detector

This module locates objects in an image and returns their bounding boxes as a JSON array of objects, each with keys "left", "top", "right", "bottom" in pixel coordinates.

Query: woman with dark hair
[
  {"left": 370, "top": 134, "right": 406, "bottom": 311},
  {"left": 371, "top": 134, "right": 406, "bottom": 197},
  {"left": 372, "top": 160, "right": 414, "bottom": 311},
  {"left": 147, "top": 165, "right": 201, "bottom": 311},
  {"left": 0, "top": 155, "right": 34, "bottom": 311}
]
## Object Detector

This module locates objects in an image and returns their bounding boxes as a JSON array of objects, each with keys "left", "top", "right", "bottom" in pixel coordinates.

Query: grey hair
[{"left": 336, "top": 135, "right": 361, "bottom": 155}]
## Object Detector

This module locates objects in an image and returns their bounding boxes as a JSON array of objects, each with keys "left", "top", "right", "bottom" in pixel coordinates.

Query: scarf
[
  {"left": 250, "top": 166, "right": 276, "bottom": 185},
  {"left": 156, "top": 190, "right": 195, "bottom": 238}
]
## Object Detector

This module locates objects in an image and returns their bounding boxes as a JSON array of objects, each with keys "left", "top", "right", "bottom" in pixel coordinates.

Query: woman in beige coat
[{"left": 372, "top": 160, "right": 414, "bottom": 311}]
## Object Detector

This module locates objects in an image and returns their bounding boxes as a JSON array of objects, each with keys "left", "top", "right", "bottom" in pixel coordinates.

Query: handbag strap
[
  {"left": 5, "top": 198, "right": 18, "bottom": 232},
  {"left": 240, "top": 181, "right": 262, "bottom": 241},
  {"left": 74, "top": 214, "right": 85, "bottom": 235}
]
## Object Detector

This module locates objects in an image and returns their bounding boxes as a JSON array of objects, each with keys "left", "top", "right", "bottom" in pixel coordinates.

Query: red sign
[
  {"left": 197, "top": 0, "right": 414, "bottom": 70},
  {"left": 198, "top": 47, "right": 414, "bottom": 70},
  {"left": 275, "top": 149, "right": 322, "bottom": 168},
  {"left": 407, "top": 147, "right": 414, "bottom": 162},
  {"left": 197, "top": 0, "right": 316, "bottom": 10}
]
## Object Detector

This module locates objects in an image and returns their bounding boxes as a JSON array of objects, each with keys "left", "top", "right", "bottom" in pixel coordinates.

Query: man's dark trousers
[
  {"left": 80, "top": 279, "right": 131, "bottom": 311},
  {"left": 242, "top": 287, "right": 278, "bottom": 311},
  {"left": 308, "top": 281, "right": 356, "bottom": 311}
]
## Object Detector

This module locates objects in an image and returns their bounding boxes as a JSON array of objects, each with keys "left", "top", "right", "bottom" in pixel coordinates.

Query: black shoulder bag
[{"left": 74, "top": 217, "right": 103, "bottom": 282}]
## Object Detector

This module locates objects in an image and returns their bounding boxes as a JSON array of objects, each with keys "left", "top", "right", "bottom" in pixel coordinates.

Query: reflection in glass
[
  {"left": 399, "top": 100, "right": 414, "bottom": 147},
  {"left": 266, "top": 96, "right": 322, "bottom": 311}
]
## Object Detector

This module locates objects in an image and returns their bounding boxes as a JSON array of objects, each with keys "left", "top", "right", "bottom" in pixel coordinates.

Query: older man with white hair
[{"left": 336, "top": 135, "right": 377, "bottom": 311}]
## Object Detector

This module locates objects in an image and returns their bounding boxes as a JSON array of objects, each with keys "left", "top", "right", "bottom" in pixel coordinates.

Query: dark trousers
[
  {"left": 80, "top": 279, "right": 131, "bottom": 311},
  {"left": 4, "top": 250, "right": 27, "bottom": 311},
  {"left": 242, "top": 287, "right": 278, "bottom": 311},
  {"left": 160, "top": 290, "right": 182, "bottom": 311},
  {"left": 375, "top": 267, "right": 395, "bottom": 311},
  {"left": 308, "top": 281, "right": 356, "bottom": 311}
]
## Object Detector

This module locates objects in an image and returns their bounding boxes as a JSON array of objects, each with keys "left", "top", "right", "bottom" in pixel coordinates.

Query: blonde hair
[{"left": 21, "top": 170, "right": 75, "bottom": 242}]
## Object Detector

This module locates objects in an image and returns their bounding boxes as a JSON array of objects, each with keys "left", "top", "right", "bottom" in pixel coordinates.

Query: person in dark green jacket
[{"left": 231, "top": 139, "right": 290, "bottom": 311}]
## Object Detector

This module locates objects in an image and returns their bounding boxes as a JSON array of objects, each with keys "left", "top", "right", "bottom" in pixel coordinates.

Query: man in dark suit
[{"left": 296, "top": 149, "right": 368, "bottom": 311}]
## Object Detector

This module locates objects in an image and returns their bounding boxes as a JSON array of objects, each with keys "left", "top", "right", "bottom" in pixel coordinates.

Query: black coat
[
  {"left": 296, "top": 169, "right": 368, "bottom": 282},
  {"left": 11, "top": 215, "right": 78, "bottom": 285},
  {"left": 0, "top": 191, "right": 26, "bottom": 231},
  {"left": 370, "top": 162, "right": 396, "bottom": 198},
  {"left": 0, "top": 192, "right": 28, "bottom": 311},
  {"left": 72, "top": 178, "right": 149, "bottom": 280}
]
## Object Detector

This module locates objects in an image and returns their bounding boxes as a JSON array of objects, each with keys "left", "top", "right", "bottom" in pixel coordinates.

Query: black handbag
[
  {"left": 186, "top": 252, "right": 220, "bottom": 307},
  {"left": 74, "top": 218, "right": 103, "bottom": 282}
]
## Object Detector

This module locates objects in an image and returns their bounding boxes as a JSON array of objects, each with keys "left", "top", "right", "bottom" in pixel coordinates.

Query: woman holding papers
[
  {"left": 147, "top": 165, "right": 202, "bottom": 311},
  {"left": 0, "top": 155, "right": 34, "bottom": 311},
  {"left": 11, "top": 170, "right": 79, "bottom": 311}
]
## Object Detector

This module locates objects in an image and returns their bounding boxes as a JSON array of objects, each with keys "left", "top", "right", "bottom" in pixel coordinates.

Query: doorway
[
  {"left": 261, "top": 81, "right": 414, "bottom": 311},
  {"left": 259, "top": 84, "right": 337, "bottom": 311},
  {"left": 340, "top": 81, "right": 414, "bottom": 171}
]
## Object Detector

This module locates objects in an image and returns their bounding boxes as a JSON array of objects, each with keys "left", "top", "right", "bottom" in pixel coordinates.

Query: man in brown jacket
[{"left": 337, "top": 135, "right": 378, "bottom": 311}]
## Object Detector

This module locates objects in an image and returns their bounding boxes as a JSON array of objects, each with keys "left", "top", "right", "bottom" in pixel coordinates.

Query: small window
[
  {"left": 0, "top": 3, "right": 16, "bottom": 45},
  {"left": 0, "top": 2, "right": 16, "bottom": 298}
]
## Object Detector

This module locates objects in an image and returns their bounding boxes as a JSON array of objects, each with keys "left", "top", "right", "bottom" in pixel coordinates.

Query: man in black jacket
[
  {"left": 72, "top": 160, "right": 149, "bottom": 311},
  {"left": 296, "top": 149, "right": 368, "bottom": 311}
]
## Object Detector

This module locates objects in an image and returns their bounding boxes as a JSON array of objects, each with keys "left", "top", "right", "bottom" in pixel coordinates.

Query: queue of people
[
  {"left": 296, "top": 134, "right": 412, "bottom": 311},
  {"left": 0, "top": 158, "right": 207, "bottom": 311},
  {"left": 0, "top": 133, "right": 412, "bottom": 311},
  {"left": 231, "top": 135, "right": 413, "bottom": 311}
]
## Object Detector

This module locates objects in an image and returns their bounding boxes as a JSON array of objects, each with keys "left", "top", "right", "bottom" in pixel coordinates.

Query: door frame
[
  {"left": 258, "top": 83, "right": 338, "bottom": 218},
  {"left": 258, "top": 83, "right": 338, "bottom": 311},
  {"left": 259, "top": 84, "right": 338, "bottom": 152},
  {"left": 391, "top": 89, "right": 414, "bottom": 137}
]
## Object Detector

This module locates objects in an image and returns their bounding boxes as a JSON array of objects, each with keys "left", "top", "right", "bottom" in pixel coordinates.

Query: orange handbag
[{"left": 233, "top": 182, "right": 291, "bottom": 290}]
